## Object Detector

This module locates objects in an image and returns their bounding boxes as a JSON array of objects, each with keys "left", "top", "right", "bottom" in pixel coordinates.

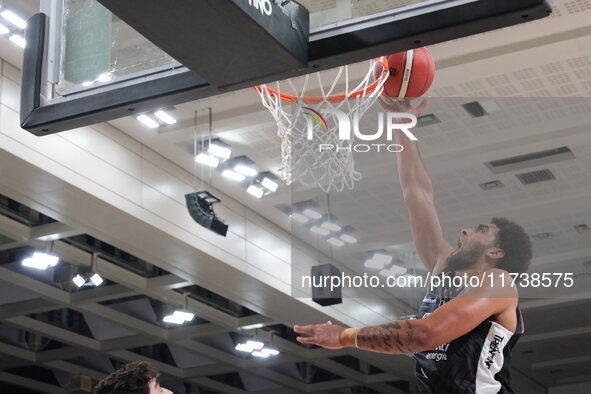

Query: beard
[{"left": 446, "top": 242, "right": 488, "bottom": 272}]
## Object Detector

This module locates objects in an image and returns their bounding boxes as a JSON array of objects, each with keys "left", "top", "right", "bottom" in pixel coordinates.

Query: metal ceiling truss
[{"left": 0, "top": 211, "right": 413, "bottom": 393}]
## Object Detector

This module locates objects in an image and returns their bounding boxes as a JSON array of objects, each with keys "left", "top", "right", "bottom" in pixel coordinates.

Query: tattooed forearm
[{"left": 357, "top": 320, "right": 426, "bottom": 354}]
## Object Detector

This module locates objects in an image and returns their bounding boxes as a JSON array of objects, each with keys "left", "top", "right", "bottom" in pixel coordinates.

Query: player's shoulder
[
  {"left": 487, "top": 267, "right": 512, "bottom": 279},
  {"left": 461, "top": 268, "right": 518, "bottom": 300},
  {"left": 484, "top": 268, "right": 519, "bottom": 298}
]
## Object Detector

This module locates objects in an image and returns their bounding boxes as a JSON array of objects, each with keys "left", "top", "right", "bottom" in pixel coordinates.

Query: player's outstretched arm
[
  {"left": 380, "top": 97, "right": 453, "bottom": 274},
  {"left": 294, "top": 275, "right": 517, "bottom": 353}
]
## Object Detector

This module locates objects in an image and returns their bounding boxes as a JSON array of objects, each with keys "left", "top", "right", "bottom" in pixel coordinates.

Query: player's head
[
  {"left": 94, "top": 361, "right": 172, "bottom": 394},
  {"left": 447, "top": 218, "right": 532, "bottom": 273}
]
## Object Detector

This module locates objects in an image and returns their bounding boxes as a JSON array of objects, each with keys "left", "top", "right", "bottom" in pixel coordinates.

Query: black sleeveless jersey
[{"left": 413, "top": 272, "right": 524, "bottom": 394}]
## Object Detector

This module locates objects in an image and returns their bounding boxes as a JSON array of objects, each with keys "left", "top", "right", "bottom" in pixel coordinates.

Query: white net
[{"left": 256, "top": 57, "right": 389, "bottom": 193}]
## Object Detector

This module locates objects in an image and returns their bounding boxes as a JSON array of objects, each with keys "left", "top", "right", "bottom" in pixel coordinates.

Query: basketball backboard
[{"left": 21, "top": 0, "right": 552, "bottom": 136}]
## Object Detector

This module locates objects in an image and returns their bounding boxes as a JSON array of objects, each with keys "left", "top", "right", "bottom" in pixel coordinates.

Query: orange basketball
[{"left": 375, "top": 47, "right": 435, "bottom": 99}]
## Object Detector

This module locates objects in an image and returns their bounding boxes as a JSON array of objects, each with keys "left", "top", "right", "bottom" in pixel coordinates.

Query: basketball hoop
[{"left": 254, "top": 57, "right": 389, "bottom": 193}]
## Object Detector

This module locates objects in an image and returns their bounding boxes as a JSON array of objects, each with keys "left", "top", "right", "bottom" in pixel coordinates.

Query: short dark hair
[
  {"left": 491, "top": 217, "right": 532, "bottom": 275},
  {"left": 94, "top": 361, "right": 159, "bottom": 394}
]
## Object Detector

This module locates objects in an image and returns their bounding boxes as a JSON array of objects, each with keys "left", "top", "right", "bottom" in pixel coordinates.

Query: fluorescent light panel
[
  {"left": 136, "top": 114, "right": 159, "bottom": 128},
  {"left": 90, "top": 273, "right": 104, "bottom": 286},
  {"left": 321, "top": 222, "right": 341, "bottom": 232},
  {"left": 1, "top": 10, "right": 27, "bottom": 29},
  {"left": 235, "top": 343, "right": 254, "bottom": 352},
  {"left": 163, "top": 310, "right": 194, "bottom": 324},
  {"left": 72, "top": 274, "right": 86, "bottom": 288},
  {"left": 208, "top": 142, "right": 232, "bottom": 159},
  {"left": 302, "top": 208, "right": 322, "bottom": 220},
  {"left": 240, "top": 323, "right": 264, "bottom": 330},
  {"left": 222, "top": 170, "right": 246, "bottom": 182},
  {"left": 327, "top": 237, "right": 345, "bottom": 247},
  {"left": 176, "top": 311, "right": 195, "bottom": 321},
  {"left": 365, "top": 258, "right": 387, "bottom": 270},
  {"left": 372, "top": 253, "right": 393, "bottom": 265},
  {"left": 9, "top": 34, "right": 25, "bottom": 48},
  {"left": 364, "top": 253, "right": 392, "bottom": 270},
  {"left": 340, "top": 234, "right": 357, "bottom": 244},
  {"left": 247, "top": 185, "right": 264, "bottom": 199},
  {"left": 251, "top": 351, "right": 270, "bottom": 358},
  {"left": 380, "top": 265, "right": 408, "bottom": 276},
  {"left": 261, "top": 177, "right": 278, "bottom": 192},
  {"left": 0, "top": 23, "right": 9, "bottom": 35},
  {"left": 234, "top": 164, "right": 258, "bottom": 177},
  {"left": 310, "top": 226, "right": 330, "bottom": 236},
  {"left": 196, "top": 153, "right": 220, "bottom": 168},
  {"left": 290, "top": 213, "right": 309, "bottom": 223},
  {"left": 154, "top": 110, "right": 176, "bottom": 125},
  {"left": 389, "top": 265, "right": 407, "bottom": 275},
  {"left": 245, "top": 340, "right": 264, "bottom": 350},
  {"left": 163, "top": 314, "right": 185, "bottom": 324},
  {"left": 21, "top": 252, "right": 59, "bottom": 270},
  {"left": 234, "top": 341, "right": 278, "bottom": 357}
]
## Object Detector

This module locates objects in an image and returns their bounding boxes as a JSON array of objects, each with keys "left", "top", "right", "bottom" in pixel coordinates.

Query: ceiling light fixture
[
  {"left": 136, "top": 114, "right": 159, "bottom": 128},
  {"left": 364, "top": 252, "right": 393, "bottom": 270},
  {"left": 327, "top": 237, "right": 345, "bottom": 247},
  {"left": 222, "top": 170, "right": 246, "bottom": 182},
  {"left": 322, "top": 222, "right": 342, "bottom": 232},
  {"left": 261, "top": 176, "right": 279, "bottom": 192},
  {"left": 72, "top": 274, "right": 86, "bottom": 288},
  {"left": 1, "top": 10, "right": 27, "bottom": 29},
  {"left": 71, "top": 272, "right": 105, "bottom": 288},
  {"left": 228, "top": 156, "right": 258, "bottom": 178},
  {"left": 239, "top": 323, "right": 264, "bottom": 330},
  {"left": 234, "top": 164, "right": 258, "bottom": 177},
  {"left": 163, "top": 310, "right": 195, "bottom": 325},
  {"left": 290, "top": 212, "right": 309, "bottom": 223},
  {"left": 247, "top": 185, "right": 264, "bottom": 199},
  {"left": 302, "top": 208, "right": 322, "bottom": 220},
  {"left": 90, "top": 273, "right": 104, "bottom": 286},
  {"left": 339, "top": 233, "right": 358, "bottom": 244},
  {"left": 380, "top": 264, "right": 407, "bottom": 276},
  {"left": 21, "top": 246, "right": 59, "bottom": 271},
  {"left": 195, "top": 153, "right": 220, "bottom": 168},
  {"left": 310, "top": 226, "right": 330, "bottom": 236},
  {"left": 154, "top": 110, "right": 176, "bottom": 125},
  {"left": 71, "top": 253, "right": 104, "bottom": 288},
  {"left": 163, "top": 293, "right": 195, "bottom": 325},
  {"left": 235, "top": 343, "right": 255, "bottom": 352},
  {"left": 207, "top": 140, "right": 232, "bottom": 160},
  {"left": 246, "top": 172, "right": 280, "bottom": 199},
  {"left": 320, "top": 214, "right": 341, "bottom": 232},
  {"left": 0, "top": 23, "right": 9, "bottom": 35},
  {"left": 235, "top": 339, "right": 279, "bottom": 358},
  {"left": 9, "top": 34, "right": 25, "bottom": 48}
]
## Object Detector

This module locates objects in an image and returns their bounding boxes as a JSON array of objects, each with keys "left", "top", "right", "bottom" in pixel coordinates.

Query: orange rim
[{"left": 254, "top": 56, "right": 389, "bottom": 104}]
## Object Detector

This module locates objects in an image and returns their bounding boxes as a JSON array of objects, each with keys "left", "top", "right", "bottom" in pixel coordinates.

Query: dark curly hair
[
  {"left": 94, "top": 361, "right": 159, "bottom": 394},
  {"left": 491, "top": 218, "right": 532, "bottom": 275}
]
